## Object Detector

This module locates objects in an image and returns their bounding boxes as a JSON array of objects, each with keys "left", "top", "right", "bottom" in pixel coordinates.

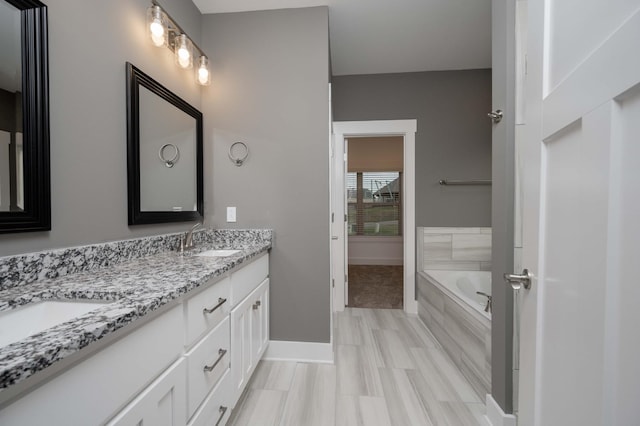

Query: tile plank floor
[{"left": 228, "top": 308, "right": 488, "bottom": 426}]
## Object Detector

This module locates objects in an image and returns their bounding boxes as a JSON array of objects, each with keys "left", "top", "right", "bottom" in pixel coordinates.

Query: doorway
[
  {"left": 331, "top": 120, "right": 417, "bottom": 315},
  {"left": 346, "top": 137, "right": 404, "bottom": 309}
]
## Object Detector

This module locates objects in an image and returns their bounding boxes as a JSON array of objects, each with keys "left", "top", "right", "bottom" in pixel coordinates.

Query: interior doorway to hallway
[
  {"left": 346, "top": 137, "right": 404, "bottom": 309},
  {"left": 331, "top": 120, "right": 417, "bottom": 315}
]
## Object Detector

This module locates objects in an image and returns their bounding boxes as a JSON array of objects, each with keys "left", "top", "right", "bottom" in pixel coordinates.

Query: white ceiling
[{"left": 192, "top": 0, "right": 491, "bottom": 76}]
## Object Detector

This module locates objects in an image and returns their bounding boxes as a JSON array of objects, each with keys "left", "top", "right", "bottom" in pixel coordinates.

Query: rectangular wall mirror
[
  {"left": 126, "top": 62, "right": 203, "bottom": 225},
  {"left": 0, "top": 0, "right": 50, "bottom": 233}
]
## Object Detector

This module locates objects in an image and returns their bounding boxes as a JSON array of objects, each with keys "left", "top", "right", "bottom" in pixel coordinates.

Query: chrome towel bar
[{"left": 438, "top": 179, "right": 492, "bottom": 186}]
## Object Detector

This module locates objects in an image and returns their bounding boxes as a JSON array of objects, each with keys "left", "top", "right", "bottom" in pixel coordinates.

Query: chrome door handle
[
  {"left": 488, "top": 109, "right": 503, "bottom": 123},
  {"left": 504, "top": 269, "right": 532, "bottom": 290}
]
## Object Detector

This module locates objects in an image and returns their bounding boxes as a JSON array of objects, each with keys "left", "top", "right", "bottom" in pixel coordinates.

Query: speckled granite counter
[{"left": 0, "top": 229, "right": 272, "bottom": 393}]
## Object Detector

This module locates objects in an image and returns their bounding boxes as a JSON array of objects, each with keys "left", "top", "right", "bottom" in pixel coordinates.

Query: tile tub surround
[
  {"left": 0, "top": 229, "right": 272, "bottom": 392},
  {"left": 417, "top": 227, "right": 492, "bottom": 271},
  {"left": 417, "top": 271, "right": 491, "bottom": 401}
]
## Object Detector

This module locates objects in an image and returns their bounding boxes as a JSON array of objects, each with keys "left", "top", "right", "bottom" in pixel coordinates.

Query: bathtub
[
  {"left": 417, "top": 269, "right": 492, "bottom": 400},
  {"left": 422, "top": 270, "right": 492, "bottom": 320}
]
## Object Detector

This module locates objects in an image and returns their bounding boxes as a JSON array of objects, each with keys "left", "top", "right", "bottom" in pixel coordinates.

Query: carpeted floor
[{"left": 347, "top": 265, "right": 403, "bottom": 309}]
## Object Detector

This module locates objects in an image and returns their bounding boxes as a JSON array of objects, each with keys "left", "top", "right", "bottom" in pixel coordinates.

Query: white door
[
  {"left": 331, "top": 132, "right": 348, "bottom": 311},
  {"left": 518, "top": 1, "right": 640, "bottom": 425}
]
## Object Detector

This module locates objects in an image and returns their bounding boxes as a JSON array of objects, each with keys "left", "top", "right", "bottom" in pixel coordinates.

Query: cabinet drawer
[
  {"left": 187, "top": 369, "right": 232, "bottom": 426},
  {"left": 186, "top": 316, "right": 230, "bottom": 418},
  {"left": 186, "top": 276, "right": 231, "bottom": 346},
  {"left": 106, "top": 358, "right": 187, "bottom": 426},
  {"left": 231, "top": 254, "right": 268, "bottom": 306}
]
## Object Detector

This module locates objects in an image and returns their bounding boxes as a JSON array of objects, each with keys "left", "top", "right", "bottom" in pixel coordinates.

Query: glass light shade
[
  {"left": 195, "top": 56, "right": 211, "bottom": 86},
  {"left": 146, "top": 5, "right": 167, "bottom": 47},
  {"left": 174, "top": 34, "right": 193, "bottom": 69}
]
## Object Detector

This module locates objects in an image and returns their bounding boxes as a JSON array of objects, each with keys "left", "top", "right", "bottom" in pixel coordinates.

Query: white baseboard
[
  {"left": 485, "top": 394, "right": 517, "bottom": 426},
  {"left": 263, "top": 340, "right": 334, "bottom": 364},
  {"left": 404, "top": 299, "right": 418, "bottom": 315}
]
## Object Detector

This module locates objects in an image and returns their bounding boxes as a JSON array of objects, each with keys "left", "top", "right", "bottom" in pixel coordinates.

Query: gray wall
[
  {"left": 0, "top": 0, "right": 203, "bottom": 256},
  {"left": 332, "top": 70, "right": 492, "bottom": 227},
  {"left": 491, "top": 0, "right": 516, "bottom": 413},
  {"left": 200, "top": 8, "right": 331, "bottom": 343}
]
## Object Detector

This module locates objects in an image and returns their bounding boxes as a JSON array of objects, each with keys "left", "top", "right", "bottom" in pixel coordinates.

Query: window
[{"left": 347, "top": 172, "right": 402, "bottom": 236}]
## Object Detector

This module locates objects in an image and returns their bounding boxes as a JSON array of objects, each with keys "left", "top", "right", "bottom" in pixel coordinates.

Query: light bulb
[
  {"left": 150, "top": 21, "right": 165, "bottom": 46},
  {"left": 150, "top": 19, "right": 164, "bottom": 37},
  {"left": 178, "top": 47, "right": 191, "bottom": 68},
  {"left": 174, "top": 34, "right": 193, "bottom": 69},
  {"left": 147, "top": 5, "right": 167, "bottom": 47},
  {"left": 198, "top": 67, "right": 209, "bottom": 85},
  {"left": 195, "top": 56, "right": 211, "bottom": 86}
]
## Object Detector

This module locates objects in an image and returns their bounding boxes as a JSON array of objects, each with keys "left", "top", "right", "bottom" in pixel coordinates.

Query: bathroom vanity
[{"left": 0, "top": 229, "right": 271, "bottom": 425}]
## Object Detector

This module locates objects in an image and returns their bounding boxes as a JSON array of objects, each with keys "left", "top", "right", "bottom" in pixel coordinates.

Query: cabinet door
[
  {"left": 230, "top": 290, "right": 254, "bottom": 404},
  {"left": 251, "top": 278, "right": 269, "bottom": 366},
  {"left": 106, "top": 358, "right": 187, "bottom": 426}
]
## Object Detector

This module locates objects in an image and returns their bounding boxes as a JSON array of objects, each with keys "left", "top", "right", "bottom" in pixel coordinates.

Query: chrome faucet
[
  {"left": 476, "top": 291, "right": 492, "bottom": 313},
  {"left": 185, "top": 222, "right": 203, "bottom": 248},
  {"left": 177, "top": 222, "right": 203, "bottom": 252}
]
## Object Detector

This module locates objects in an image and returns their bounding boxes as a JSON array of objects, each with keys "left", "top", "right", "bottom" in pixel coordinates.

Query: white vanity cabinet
[
  {"left": 0, "top": 252, "right": 269, "bottom": 426},
  {"left": 230, "top": 277, "right": 269, "bottom": 402},
  {"left": 186, "top": 253, "right": 269, "bottom": 425},
  {"left": 0, "top": 304, "right": 185, "bottom": 426},
  {"left": 229, "top": 255, "right": 270, "bottom": 404},
  {"left": 107, "top": 253, "right": 269, "bottom": 426}
]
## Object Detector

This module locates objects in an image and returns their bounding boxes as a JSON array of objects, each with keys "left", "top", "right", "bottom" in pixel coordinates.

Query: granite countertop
[{"left": 0, "top": 234, "right": 271, "bottom": 392}]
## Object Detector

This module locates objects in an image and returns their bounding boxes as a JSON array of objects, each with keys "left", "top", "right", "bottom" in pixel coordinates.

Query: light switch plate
[{"left": 227, "top": 207, "right": 237, "bottom": 223}]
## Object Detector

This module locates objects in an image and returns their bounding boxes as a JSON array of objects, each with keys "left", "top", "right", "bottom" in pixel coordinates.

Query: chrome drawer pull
[
  {"left": 215, "top": 406, "right": 228, "bottom": 426},
  {"left": 203, "top": 298, "right": 227, "bottom": 314},
  {"left": 203, "top": 348, "right": 227, "bottom": 372},
  {"left": 252, "top": 300, "right": 261, "bottom": 310}
]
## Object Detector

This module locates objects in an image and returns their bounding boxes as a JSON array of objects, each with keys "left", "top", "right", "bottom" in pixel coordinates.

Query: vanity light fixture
[{"left": 146, "top": 1, "right": 211, "bottom": 85}]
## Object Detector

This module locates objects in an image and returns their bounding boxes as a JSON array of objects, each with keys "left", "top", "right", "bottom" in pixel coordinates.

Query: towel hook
[
  {"left": 228, "top": 141, "right": 249, "bottom": 167},
  {"left": 159, "top": 143, "right": 180, "bottom": 168}
]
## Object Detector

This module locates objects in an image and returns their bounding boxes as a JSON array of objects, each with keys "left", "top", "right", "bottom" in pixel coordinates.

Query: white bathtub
[{"left": 422, "top": 270, "right": 492, "bottom": 320}]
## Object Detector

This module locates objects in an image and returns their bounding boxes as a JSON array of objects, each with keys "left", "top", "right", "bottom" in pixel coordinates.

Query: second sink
[{"left": 195, "top": 249, "right": 241, "bottom": 258}]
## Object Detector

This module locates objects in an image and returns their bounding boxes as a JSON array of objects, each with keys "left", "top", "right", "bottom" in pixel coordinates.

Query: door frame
[{"left": 332, "top": 120, "right": 417, "bottom": 315}]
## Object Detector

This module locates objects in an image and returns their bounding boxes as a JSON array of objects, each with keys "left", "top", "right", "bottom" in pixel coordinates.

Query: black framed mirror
[
  {"left": 126, "top": 62, "right": 203, "bottom": 225},
  {"left": 0, "top": 0, "right": 50, "bottom": 234}
]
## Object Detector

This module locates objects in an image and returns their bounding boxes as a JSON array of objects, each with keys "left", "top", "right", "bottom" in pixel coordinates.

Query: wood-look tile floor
[{"left": 228, "top": 308, "right": 488, "bottom": 426}]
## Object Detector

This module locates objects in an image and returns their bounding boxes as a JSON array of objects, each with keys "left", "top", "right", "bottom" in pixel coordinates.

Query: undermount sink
[
  {"left": 0, "top": 300, "right": 109, "bottom": 348},
  {"left": 195, "top": 249, "right": 241, "bottom": 258}
]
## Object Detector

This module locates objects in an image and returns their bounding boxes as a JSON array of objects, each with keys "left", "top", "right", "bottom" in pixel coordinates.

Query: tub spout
[{"left": 476, "top": 291, "right": 492, "bottom": 313}]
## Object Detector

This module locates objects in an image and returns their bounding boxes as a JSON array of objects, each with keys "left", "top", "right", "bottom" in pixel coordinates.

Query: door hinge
[
  {"left": 332, "top": 279, "right": 335, "bottom": 288},
  {"left": 345, "top": 274, "right": 348, "bottom": 283},
  {"left": 344, "top": 214, "right": 347, "bottom": 222},
  {"left": 331, "top": 212, "right": 334, "bottom": 223}
]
